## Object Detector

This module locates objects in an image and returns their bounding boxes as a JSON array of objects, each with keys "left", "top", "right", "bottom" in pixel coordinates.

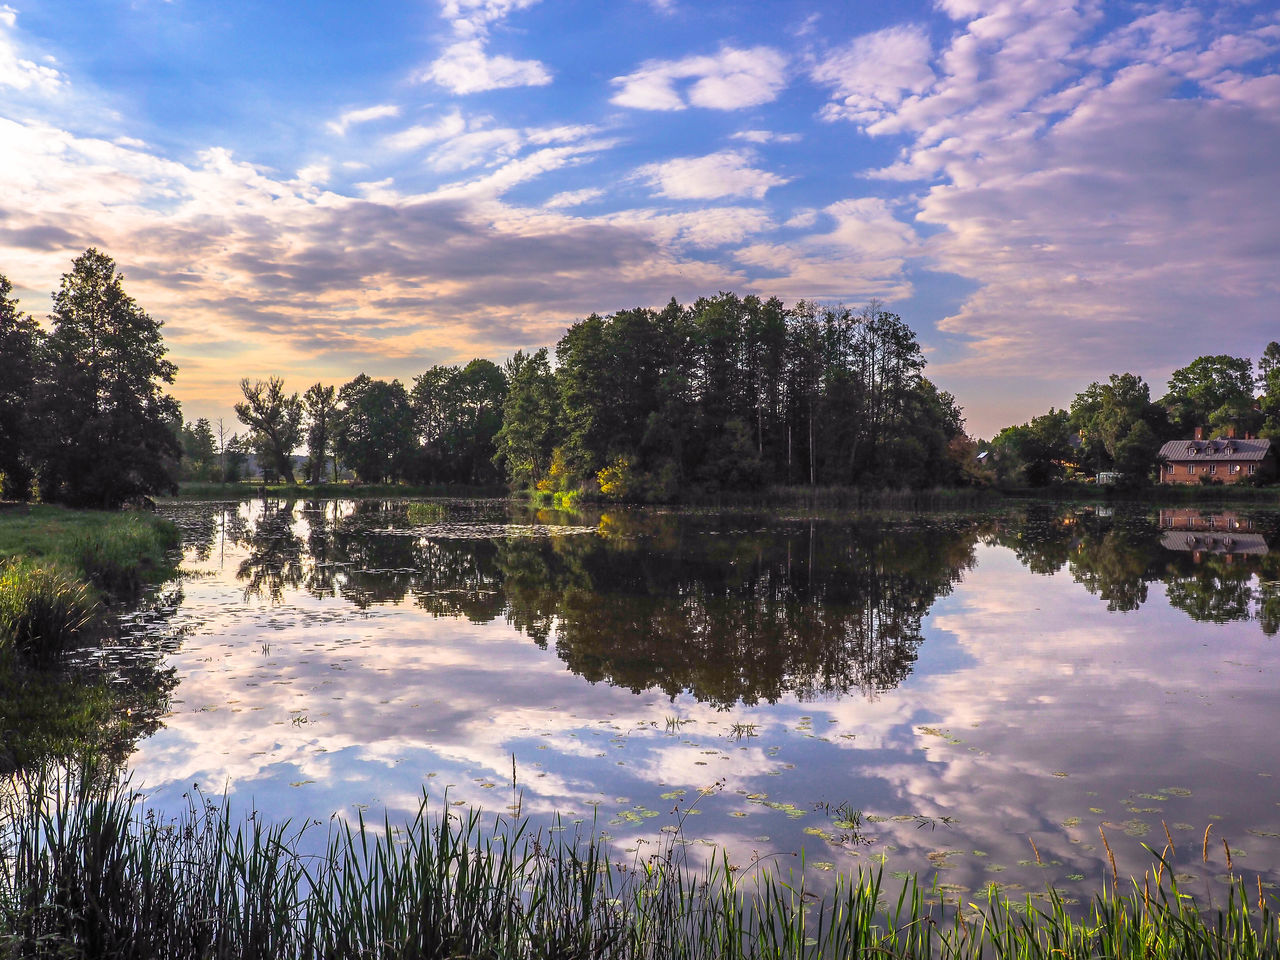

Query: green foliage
[
  {"left": 1070, "top": 373, "right": 1168, "bottom": 478},
  {"left": 177, "top": 418, "right": 219, "bottom": 481},
  {"left": 409, "top": 359, "right": 507, "bottom": 484},
  {"left": 0, "top": 561, "right": 97, "bottom": 664},
  {"left": 0, "top": 275, "right": 39, "bottom": 501},
  {"left": 302, "top": 382, "right": 338, "bottom": 484},
  {"left": 333, "top": 374, "right": 415, "bottom": 483},
  {"left": 498, "top": 294, "right": 968, "bottom": 500},
  {"left": 35, "top": 250, "right": 181, "bottom": 508},
  {"left": 1162, "top": 354, "right": 1258, "bottom": 437},
  {"left": 493, "top": 349, "right": 558, "bottom": 487},
  {"left": 235, "top": 377, "right": 303, "bottom": 483},
  {"left": 990, "top": 409, "right": 1074, "bottom": 486}
]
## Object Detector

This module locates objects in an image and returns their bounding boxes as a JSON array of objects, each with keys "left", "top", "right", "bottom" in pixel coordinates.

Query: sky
[{"left": 0, "top": 0, "right": 1277, "bottom": 439}]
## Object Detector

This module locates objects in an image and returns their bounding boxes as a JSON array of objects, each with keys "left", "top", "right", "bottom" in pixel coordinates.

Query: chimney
[
  {"left": 1193, "top": 426, "right": 1204, "bottom": 441},
  {"left": 1226, "top": 424, "right": 1237, "bottom": 439}
]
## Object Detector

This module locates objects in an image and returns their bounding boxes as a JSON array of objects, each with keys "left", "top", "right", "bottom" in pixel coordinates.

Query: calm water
[{"left": 105, "top": 499, "right": 1280, "bottom": 901}]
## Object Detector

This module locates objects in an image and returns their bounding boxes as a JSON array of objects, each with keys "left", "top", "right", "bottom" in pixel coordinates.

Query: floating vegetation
[{"left": 372, "top": 522, "right": 599, "bottom": 539}]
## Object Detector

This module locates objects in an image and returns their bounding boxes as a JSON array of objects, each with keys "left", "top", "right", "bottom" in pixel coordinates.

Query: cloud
[
  {"left": 637, "top": 149, "right": 789, "bottom": 200},
  {"left": 733, "top": 197, "right": 918, "bottom": 301},
  {"left": 810, "top": 24, "right": 935, "bottom": 126},
  {"left": 381, "top": 109, "right": 468, "bottom": 152},
  {"left": 611, "top": 46, "right": 788, "bottom": 111},
  {"left": 326, "top": 104, "right": 401, "bottom": 136},
  {"left": 545, "top": 187, "right": 604, "bottom": 208},
  {"left": 0, "top": 5, "right": 65, "bottom": 94},
  {"left": 811, "top": 0, "right": 1280, "bottom": 429},
  {"left": 730, "top": 129, "right": 802, "bottom": 144},
  {"left": 419, "top": 38, "right": 552, "bottom": 94},
  {"left": 417, "top": 0, "right": 551, "bottom": 94}
]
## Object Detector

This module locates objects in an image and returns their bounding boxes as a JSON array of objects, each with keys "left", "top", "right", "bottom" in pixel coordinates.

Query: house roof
[
  {"left": 1160, "top": 531, "right": 1269, "bottom": 556},
  {"left": 1158, "top": 437, "right": 1272, "bottom": 462}
]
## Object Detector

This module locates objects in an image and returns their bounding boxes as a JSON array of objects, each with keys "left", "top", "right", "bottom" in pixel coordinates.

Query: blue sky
[{"left": 1, "top": 0, "right": 1278, "bottom": 437}]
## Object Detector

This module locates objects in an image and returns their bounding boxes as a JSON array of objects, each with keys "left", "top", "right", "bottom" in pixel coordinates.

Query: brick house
[{"left": 1158, "top": 430, "right": 1274, "bottom": 485}]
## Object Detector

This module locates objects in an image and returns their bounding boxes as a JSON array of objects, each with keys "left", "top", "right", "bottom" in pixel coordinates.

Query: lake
[{"left": 96, "top": 498, "right": 1280, "bottom": 904}]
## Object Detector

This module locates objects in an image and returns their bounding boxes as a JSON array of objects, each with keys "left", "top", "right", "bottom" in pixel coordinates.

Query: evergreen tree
[
  {"left": 0, "top": 274, "right": 40, "bottom": 500},
  {"left": 36, "top": 249, "right": 180, "bottom": 507}
]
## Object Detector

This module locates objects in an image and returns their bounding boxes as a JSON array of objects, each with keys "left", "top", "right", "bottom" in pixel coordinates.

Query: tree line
[
  {"left": 2, "top": 251, "right": 971, "bottom": 505},
  {"left": 196, "top": 294, "right": 975, "bottom": 499},
  {"left": 986, "top": 348, "right": 1280, "bottom": 486},
  {"left": 492, "top": 294, "right": 971, "bottom": 499}
]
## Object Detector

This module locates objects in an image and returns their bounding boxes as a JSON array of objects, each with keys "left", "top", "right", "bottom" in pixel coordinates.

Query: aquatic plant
[{"left": 2, "top": 767, "right": 1279, "bottom": 960}]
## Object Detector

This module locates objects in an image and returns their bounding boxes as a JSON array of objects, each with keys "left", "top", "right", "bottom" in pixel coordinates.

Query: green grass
[
  {"left": 0, "top": 503, "right": 179, "bottom": 663},
  {"left": 2, "top": 768, "right": 1277, "bottom": 960}
]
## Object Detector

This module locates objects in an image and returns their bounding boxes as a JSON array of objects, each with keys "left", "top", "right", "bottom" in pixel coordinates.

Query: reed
[{"left": 3, "top": 766, "right": 1279, "bottom": 960}]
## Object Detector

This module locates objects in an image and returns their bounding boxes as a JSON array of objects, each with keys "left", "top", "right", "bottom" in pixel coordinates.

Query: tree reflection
[{"left": 994, "top": 506, "right": 1280, "bottom": 634}]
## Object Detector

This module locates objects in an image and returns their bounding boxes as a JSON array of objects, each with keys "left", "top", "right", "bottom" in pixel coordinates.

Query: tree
[
  {"left": 302, "top": 383, "right": 338, "bottom": 483},
  {"left": 235, "top": 378, "right": 303, "bottom": 483},
  {"left": 1070, "top": 373, "right": 1167, "bottom": 476},
  {"left": 332, "top": 375, "right": 414, "bottom": 483},
  {"left": 1259, "top": 341, "right": 1280, "bottom": 438},
  {"left": 492, "top": 349, "right": 557, "bottom": 487},
  {"left": 990, "top": 409, "right": 1073, "bottom": 486},
  {"left": 0, "top": 274, "right": 40, "bottom": 499},
  {"left": 1162, "top": 355, "right": 1258, "bottom": 437},
  {"left": 179, "top": 418, "right": 219, "bottom": 480},
  {"left": 36, "top": 249, "right": 180, "bottom": 507}
]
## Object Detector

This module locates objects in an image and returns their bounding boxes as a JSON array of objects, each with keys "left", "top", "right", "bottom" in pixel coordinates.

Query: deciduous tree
[{"left": 235, "top": 377, "right": 303, "bottom": 483}]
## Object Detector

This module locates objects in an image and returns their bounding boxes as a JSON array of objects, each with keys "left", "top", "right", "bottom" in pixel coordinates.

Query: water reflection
[
  {"left": 133, "top": 498, "right": 1280, "bottom": 904},
  {"left": 200, "top": 500, "right": 979, "bottom": 705}
]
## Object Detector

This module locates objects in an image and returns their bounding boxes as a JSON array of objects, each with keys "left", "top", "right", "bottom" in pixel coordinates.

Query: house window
[
  {"left": 1230, "top": 464, "right": 1240, "bottom": 474},
  {"left": 1166, "top": 463, "right": 1175, "bottom": 473},
  {"left": 1250, "top": 464, "right": 1257, "bottom": 474},
  {"left": 1186, "top": 464, "right": 1195, "bottom": 475},
  {"left": 1209, "top": 463, "right": 1217, "bottom": 475}
]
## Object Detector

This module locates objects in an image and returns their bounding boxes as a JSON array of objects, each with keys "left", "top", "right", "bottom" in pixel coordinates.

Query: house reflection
[{"left": 1159, "top": 510, "right": 1268, "bottom": 564}]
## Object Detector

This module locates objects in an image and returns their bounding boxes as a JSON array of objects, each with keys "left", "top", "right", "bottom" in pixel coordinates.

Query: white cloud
[
  {"left": 0, "top": 4, "right": 64, "bottom": 94},
  {"left": 419, "top": 38, "right": 552, "bottom": 93},
  {"left": 326, "top": 104, "right": 401, "bottom": 136},
  {"left": 810, "top": 24, "right": 935, "bottom": 125},
  {"left": 427, "top": 127, "right": 522, "bottom": 172},
  {"left": 814, "top": 0, "right": 1280, "bottom": 416},
  {"left": 611, "top": 46, "right": 788, "bottom": 111},
  {"left": 381, "top": 109, "right": 468, "bottom": 152},
  {"left": 730, "top": 129, "right": 802, "bottom": 144},
  {"left": 545, "top": 187, "right": 604, "bottom": 208},
  {"left": 637, "top": 150, "right": 789, "bottom": 201}
]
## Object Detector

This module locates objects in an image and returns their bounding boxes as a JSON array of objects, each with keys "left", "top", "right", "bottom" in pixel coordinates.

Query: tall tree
[
  {"left": 36, "top": 249, "right": 180, "bottom": 506},
  {"left": 1259, "top": 341, "right": 1280, "bottom": 438},
  {"left": 0, "top": 274, "right": 40, "bottom": 499},
  {"left": 1070, "top": 373, "right": 1167, "bottom": 476},
  {"left": 1161, "top": 355, "right": 1258, "bottom": 436},
  {"left": 492, "top": 349, "right": 557, "bottom": 487},
  {"left": 235, "top": 377, "right": 303, "bottom": 483},
  {"left": 179, "top": 418, "right": 219, "bottom": 480},
  {"left": 302, "top": 383, "right": 338, "bottom": 483},
  {"left": 332, "top": 375, "right": 414, "bottom": 483}
]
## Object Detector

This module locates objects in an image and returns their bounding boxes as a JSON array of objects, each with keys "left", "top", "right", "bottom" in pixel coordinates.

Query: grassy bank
[
  {"left": 0, "top": 504, "right": 179, "bottom": 659},
  {"left": 1, "top": 770, "right": 1276, "bottom": 960},
  {"left": 171, "top": 481, "right": 507, "bottom": 500}
]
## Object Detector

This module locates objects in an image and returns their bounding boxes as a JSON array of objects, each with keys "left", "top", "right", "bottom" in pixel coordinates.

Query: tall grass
[
  {"left": 0, "top": 561, "right": 97, "bottom": 664},
  {"left": 3, "top": 767, "right": 1278, "bottom": 959}
]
